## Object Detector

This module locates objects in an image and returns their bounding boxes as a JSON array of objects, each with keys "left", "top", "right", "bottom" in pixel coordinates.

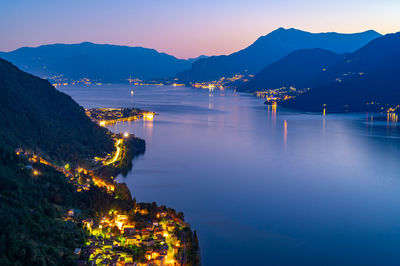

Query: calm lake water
[{"left": 60, "top": 84, "right": 400, "bottom": 266}]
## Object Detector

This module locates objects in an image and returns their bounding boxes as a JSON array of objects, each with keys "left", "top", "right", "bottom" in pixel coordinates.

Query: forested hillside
[{"left": 0, "top": 58, "right": 113, "bottom": 163}]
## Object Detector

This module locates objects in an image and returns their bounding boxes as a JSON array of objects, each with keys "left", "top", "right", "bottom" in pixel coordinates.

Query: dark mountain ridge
[
  {"left": 281, "top": 32, "right": 400, "bottom": 112},
  {"left": 239, "top": 48, "right": 349, "bottom": 92},
  {"left": 0, "top": 42, "right": 192, "bottom": 82},
  {"left": 177, "top": 28, "right": 381, "bottom": 82}
]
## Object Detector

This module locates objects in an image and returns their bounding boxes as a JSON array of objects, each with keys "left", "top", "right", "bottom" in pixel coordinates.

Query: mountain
[
  {"left": 177, "top": 28, "right": 381, "bottom": 82},
  {"left": 238, "top": 48, "right": 348, "bottom": 92},
  {"left": 281, "top": 32, "right": 400, "bottom": 112},
  {"left": 0, "top": 42, "right": 192, "bottom": 82},
  {"left": 0, "top": 58, "right": 114, "bottom": 162},
  {"left": 187, "top": 55, "right": 209, "bottom": 63}
]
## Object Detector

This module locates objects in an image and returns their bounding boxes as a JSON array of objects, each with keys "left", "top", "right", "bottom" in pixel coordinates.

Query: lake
[{"left": 60, "top": 84, "right": 400, "bottom": 266}]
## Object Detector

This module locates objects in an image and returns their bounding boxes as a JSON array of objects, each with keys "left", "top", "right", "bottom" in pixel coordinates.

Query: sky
[{"left": 1, "top": 0, "right": 399, "bottom": 59}]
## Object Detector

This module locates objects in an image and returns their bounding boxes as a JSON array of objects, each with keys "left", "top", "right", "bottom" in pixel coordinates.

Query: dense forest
[
  {"left": 0, "top": 58, "right": 114, "bottom": 164},
  {"left": 0, "top": 146, "right": 85, "bottom": 265}
]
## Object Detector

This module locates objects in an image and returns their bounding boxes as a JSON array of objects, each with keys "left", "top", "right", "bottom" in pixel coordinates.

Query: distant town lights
[{"left": 123, "top": 132, "right": 130, "bottom": 138}]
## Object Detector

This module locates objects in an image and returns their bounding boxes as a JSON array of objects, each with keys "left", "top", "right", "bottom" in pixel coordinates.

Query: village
[
  {"left": 253, "top": 86, "right": 310, "bottom": 103},
  {"left": 15, "top": 127, "right": 197, "bottom": 265},
  {"left": 190, "top": 74, "right": 253, "bottom": 91},
  {"left": 75, "top": 207, "right": 188, "bottom": 265}
]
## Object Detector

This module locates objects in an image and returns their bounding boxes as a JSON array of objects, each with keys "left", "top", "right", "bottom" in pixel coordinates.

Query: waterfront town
[
  {"left": 48, "top": 75, "right": 99, "bottom": 87},
  {"left": 85, "top": 108, "right": 156, "bottom": 126},
  {"left": 47, "top": 72, "right": 254, "bottom": 90},
  {"left": 252, "top": 86, "right": 310, "bottom": 103},
  {"left": 49, "top": 75, "right": 168, "bottom": 88},
  {"left": 190, "top": 74, "right": 253, "bottom": 91},
  {"left": 14, "top": 120, "right": 199, "bottom": 265}
]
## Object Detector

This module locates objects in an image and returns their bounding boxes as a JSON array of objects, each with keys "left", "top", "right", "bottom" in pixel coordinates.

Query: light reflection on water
[{"left": 60, "top": 84, "right": 400, "bottom": 266}]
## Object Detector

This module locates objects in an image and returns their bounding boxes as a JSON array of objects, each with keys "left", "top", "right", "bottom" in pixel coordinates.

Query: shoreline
[{"left": 17, "top": 128, "right": 200, "bottom": 265}]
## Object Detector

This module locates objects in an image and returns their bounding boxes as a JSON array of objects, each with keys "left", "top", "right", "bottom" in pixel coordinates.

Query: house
[
  {"left": 142, "top": 238, "right": 155, "bottom": 247},
  {"left": 15, "top": 148, "right": 23, "bottom": 155},
  {"left": 160, "top": 244, "right": 169, "bottom": 255},
  {"left": 74, "top": 248, "right": 81, "bottom": 255},
  {"left": 68, "top": 208, "right": 81, "bottom": 217},
  {"left": 123, "top": 223, "right": 135, "bottom": 229},
  {"left": 126, "top": 235, "right": 140, "bottom": 246},
  {"left": 116, "top": 214, "right": 129, "bottom": 221},
  {"left": 139, "top": 209, "right": 149, "bottom": 215},
  {"left": 167, "top": 224, "right": 175, "bottom": 232},
  {"left": 154, "top": 228, "right": 164, "bottom": 236},
  {"left": 145, "top": 224, "right": 154, "bottom": 231},
  {"left": 152, "top": 220, "right": 159, "bottom": 226},
  {"left": 151, "top": 251, "right": 160, "bottom": 259},
  {"left": 142, "top": 230, "right": 151, "bottom": 239},
  {"left": 154, "top": 255, "right": 165, "bottom": 264},
  {"left": 116, "top": 261, "right": 125, "bottom": 266},
  {"left": 123, "top": 226, "right": 136, "bottom": 236},
  {"left": 94, "top": 254, "right": 104, "bottom": 265},
  {"left": 156, "top": 235, "right": 166, "bottom": 242},
  {"left": 157, "top": 211, "right": 167, "bottom": 218},
  {"left": 82, "top": 218, "right": 94, "bottom": 231},
  {"left": 145, "top": 250, "right": 153, "bottom": 260},
  {"left": 112, "top": 239, "right": 121, "bottom": 247},
  {"left": 125, "top": 255, "right": 134, "bottom": 263},
  {"left": 160, "top": 249, "right": 167, "bottom": 256}
]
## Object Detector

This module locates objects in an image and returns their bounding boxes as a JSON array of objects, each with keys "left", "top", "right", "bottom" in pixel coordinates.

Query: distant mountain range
[
  {"left": 0, "top": 28, "right": 384, "bottom": 89},
  {"left": 177, "top": 28, "right": 381, "bottom": 82},
  {"left": 280, "top": 32, "right": 400, "bottom": 112},
  {"left": 239, "top": 48, "right": 349, "bottom": 92},
  {"left": 0, "top": 42, "right": 192, "bottom": 82}
]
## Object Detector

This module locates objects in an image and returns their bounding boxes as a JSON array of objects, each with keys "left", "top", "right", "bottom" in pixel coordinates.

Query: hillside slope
[
  {"left": 0, "top": 58, "right": 113, "bottom": 162},
  {"left": 281, "top": 32, "right": 400, "bottom": 112},
  {"left": 239, "top": 48, "right": 348, "bottom": 92}
]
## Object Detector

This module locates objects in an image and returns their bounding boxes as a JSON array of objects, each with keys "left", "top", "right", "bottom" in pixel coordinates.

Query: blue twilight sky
[{"left": 1, "top": 0, "right": 399, "bottom": 58}]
